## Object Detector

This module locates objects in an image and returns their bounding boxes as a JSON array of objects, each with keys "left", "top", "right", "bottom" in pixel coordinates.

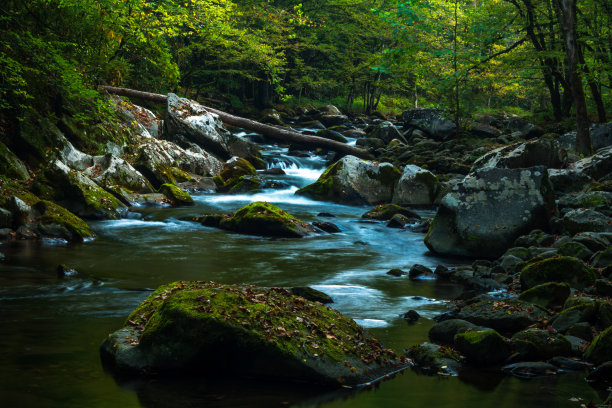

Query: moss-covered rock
[
  {"left": 203, "top": 202, "right": 315, "bottom": 238},
  {"left": 598, "top": 301, "right": 612, "bottom": 329},
  {"left": 511, "top": 329, "right": 571, "bottom": 360},
  {"left": 0, "top": 141, "right": 29, "bottom": 180},
  {"left": 551, "top": 301, "right": 598, "bottom": 332},
  {"left": 361, "top": 204, "right": 420, "bottom": 221},
  {"left": 591, "top": 247, "right": 612, "bottom": 268},
  {"left": 405, "top": 343, "right": 461, "bottom": 375},
  {"left": 519, "top": 256, "right": 597, "bottom": 290},
  {"left": 296, "top": 156, "right": 401, "bottom": 205},
  {"left": 100, "top": 281, "right": 406, "bottom": 386},
  {"left": 584, "top": 326, "right": 612, "bottom": 365},
  {"left": 33, "top": 200, "right": 94, "bottom": 242},
  {"left": 159, "top": 184, "right": 194, "bottom": 206},
  {"left": 428, "top": 319, "right": 486, "bottom": 345},
  {"left": 556, "top": 241, "right": 594, "bottom": 261},
  {"left": 454, "top": 329, "right": 511, "bottom": 365},
  {"left": 289, "top": 287, "right": 333, "bottom": 304},
  {"left": 213, "top": 158, "right": 261, "bottom": 193},
  {"left": 456, "top": 299, "right": 548, "bottom": 334},
  {"left": 518, "top": 282, "right": 570, "bottom": 310}
]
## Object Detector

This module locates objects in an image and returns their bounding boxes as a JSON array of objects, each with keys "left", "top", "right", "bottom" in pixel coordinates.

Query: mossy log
[{"left": 99, "top": 86, "right": 374, "bottom": 160}]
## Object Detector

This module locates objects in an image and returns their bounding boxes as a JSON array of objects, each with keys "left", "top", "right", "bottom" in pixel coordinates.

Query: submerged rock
[
  {"left": 502, "top": 362, "right": 558, "bottom": 378},
  {"left": 101, "top": 281, "right": 406, "bottom": 386},
  {"left": 424, "top": 166, "right": 555, "bottom": 258},
  {"left": 201, "top": 202, "right": 315, "bottom": 238},
  {"left": 296, "top": 156, "right": 401, "bottom": 205}
]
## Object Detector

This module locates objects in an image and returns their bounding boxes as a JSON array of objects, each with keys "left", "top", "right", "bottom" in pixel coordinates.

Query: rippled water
[{"left": 0, "top": 137, "right": 604, "bottom": 407}]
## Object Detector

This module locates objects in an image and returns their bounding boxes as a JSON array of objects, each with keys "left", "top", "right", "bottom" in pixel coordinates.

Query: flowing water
[{"left": 0, "top": 132, "right": 604, "bottom": 407}]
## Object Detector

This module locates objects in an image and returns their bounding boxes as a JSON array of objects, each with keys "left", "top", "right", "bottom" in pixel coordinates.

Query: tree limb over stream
[{"left": 99, "top": 85, "right": 375, "bottom": 160}]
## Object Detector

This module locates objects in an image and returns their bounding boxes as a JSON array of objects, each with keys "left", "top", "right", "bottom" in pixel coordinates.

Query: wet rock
[
  {"left": 456, "top": 299, "right": 547, "bottom": 334},
  {"left": 428, "top": 319, "right": 484, "bottom": 345},
  {"left": 471, "top": 139, "right": 566, "bottom": 172},
  {"left": 454, "top": 329, "right": 511, "bottom": 365},
  {"left": 32, "top": 200, "right": 95, "bottom": 242},
  {"left": 289, "top": 287, "right": 333, "bottom": 304},
  {"left": 586, "top": 361, "right": 612, "bottom": 387},
  {"left": 262, "top": 168, "right": 286, "bottom": 175},
  {"left": 101, "top": 281, "right": 405, "bottom": 386},
  {"left": 159, "top": 184, "right": 194, "bottom": 206},
  {"left": 405, "top": 343, "right": 461, "bottom": 375},
  {"left": 362, "top": 204, "right": 420, "bottom": 221},
  {"left": 550, "top": 356, "right": 592, "bottom": 371},
  {"left": 165, "top": 93, "right": 232, "bottom": 160},
  {"left": 312, "top": 221, "right": 341, "bottom": 233},
  {"left": 392, "top": 165, "right": 440, "bottom": 206},
  {"left": 386, "top": 268, "right": 406, "bottom": 277},
  {"left": 408, "top": 264, "right": 433, "bottom": 279},
  {"left": 518, "top": 282, "right": 571, "bottom": 310},
  {"left": 213, "top": 157, "right": 261, "bottom": 194},
  {"left": 386, "top": 213, "right": 412, "bottom": 228},
  {"left": 511, "top": 329, "right": 572, "bottom": 360},
  {"left": 202, "top": 202, "right": 315, "bottom": 238},
  {"left": 520, "top": 256, "right": 596, "bottom": 290},
  {"left": 584, "top": 326, "right": 612, "bottom": 364},
  {"left": 424, "top": 167, "right": 555, "bottom": 258},
  {"left": 316, "top": 129, "right": 348, "bottom": 143},
  {"left": 502, "top": 362, "right": 558, "bottom": 378},
  {"left": 317, "top": 212, "right": 335, "bottom": 218},
  {"left": 401, "top": 310, "right": 420, "bottom": 322},
  {"left": 296, "top": 156, "right": 401, "bottom": 205},
  {"left": 33, "top": 160, "right": 125, "bottom": 220},
  {"left": 342, "top": 129, "right": 366, "bottom": 139},
  {"left": 56, "top": 264, "right": 78, "bottom": 278}
]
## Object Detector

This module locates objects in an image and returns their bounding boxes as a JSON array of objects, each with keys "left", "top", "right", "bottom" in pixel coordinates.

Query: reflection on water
[{"left": 0, "top": 139, "right": 604, "bottom": 408}]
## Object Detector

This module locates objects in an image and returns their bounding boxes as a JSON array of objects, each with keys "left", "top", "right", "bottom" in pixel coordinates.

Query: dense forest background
[{"left": 1, "top": 0, "right": 610, "bottom": 128}]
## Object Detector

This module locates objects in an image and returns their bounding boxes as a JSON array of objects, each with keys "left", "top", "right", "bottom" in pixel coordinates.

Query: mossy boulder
[
  {"left": 584, "top": 326, "right": 612, "bottom": 365},
  {"left": 405, "top": 343, "right": 461, "bottom": 375},
  {"left": 511, "top": 329, "right": 571, "bottom": 360},
  {"left": 519, "top": 256, "right": 596, "bottom": 290},
  {"left": 518, "top": 282, "right": 570, "bottom": 310},
  {"left": 361, "top": 204, "right": 420, "bottom": 221},
  {"left": 551, "top": 301, "right": 598, "bottom": 332},
  {"left": 454, "top": 329, "right": 511, "bottom": 365},
  {"left": 33, "top": 200, "right": 94, "bottom": 242},
  {"left": 556, "top": 241, "right": 594, "bottom": 261},
  {"left": 392, "top": 165, "right": 440, "bottom": 206},
  {"left": 203, "top": 202, "right": 315, "bottom": 238},
  {"left": 100, "top": 281, "right": 406, "bottom": 386},
  {"left": 0, "top": 141, "right": 29, "bottom": 180},
  {"left": 159, "top": 184, "right": 194, "bottom": 206},
  {"left": 296, "top": 155, "right": 401, "bottom": 205},
  {"left": 213, "top": 158, "right": 261, "bottom": 194},
  {"left": 591, "top": 247, "right": 612, "bottom": 268},
  {"left": 456, "top": 299, "right": 548, "bottom": 334},
  {"left": 428, "top": 319, "right": 486, "bottom": 345},
  {"left": 33, "top": 160, "right": 125, "bottom": 219}
]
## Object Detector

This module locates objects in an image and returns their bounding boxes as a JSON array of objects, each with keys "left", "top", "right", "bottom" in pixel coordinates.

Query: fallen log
[{"left": 99, "top": 85, "right": 374, "bottom": 160}]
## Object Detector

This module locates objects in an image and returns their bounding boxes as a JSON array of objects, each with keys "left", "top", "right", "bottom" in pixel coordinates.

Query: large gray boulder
[
  {"left": 165, "top": 93, "right": 233, "bottom": 160},
  {"left": 567, "top": 146, "right": 612, "bottom": 180},
  {"left": 558, "top": 122, "right": 612, "bottom": 151},
  {"left": 471, "top": 139, "right": 566, "bottom": 172},
  {"left": 84, "top": 154, "right": 154, "bottom": 194},
  {"left": 392, "top": 165, "right": 440, "bottom": 206},
  {"left": 424, "top": 166, "right": 555, "bottom": 258},
  {"left": 367, "top": 121, "right": 407, "bottom": 144},
  {"left": 296, "top": 156, "right": 402, "bottom": 205}
]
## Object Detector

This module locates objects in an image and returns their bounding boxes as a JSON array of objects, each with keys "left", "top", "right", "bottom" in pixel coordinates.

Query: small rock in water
[
  {"left": 126, "top": 211, "right": 142, "bottom": 220},
  {"left": 401, "top": 310, "right": 420, "bottom": 322},
  {"left": 289, "top": 287, "right": 333, "bottom": 304},
  {"left": 312, "top": 221, "right": 341, "bottom": 233},
  {"left": 550, "top": 356, "right": 592, "bottom": 371},
  {"left": 408, "top": 221, "right": 430, "bottom": 233},
  {"left": 386, "top": 268, "right": 406, "bottom": 277},
  {"left": 262, "top": 168, "right": 286, "bottom": 175},
  {"left": 502, "top": 362, "right": 558, "bottom": 378},
  {"left": 317, "top": 212, "right": 336, "bottom": 218},
  {"left": 387, "top": 213, "right": 411, "bottom": 228},
  {"left": 57, "top": 264, "right": 78, "bottom": 278},
  {"left": 409, "top": 264, "right": 433, "bottom": 279}
]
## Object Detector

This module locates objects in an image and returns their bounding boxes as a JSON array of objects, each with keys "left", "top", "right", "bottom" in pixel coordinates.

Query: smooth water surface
[{"left": 0, "top": 139, "right": 604, "bottom": 408}]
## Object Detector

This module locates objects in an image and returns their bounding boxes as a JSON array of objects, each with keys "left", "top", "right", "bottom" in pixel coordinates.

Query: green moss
[
  {"left": 0, "top": 141, "right": 29, "bottom": 180},
  {"left": 296, "top": 160, "right": 343, "bottom": 200},
  {"left": 214, "top": 158, "right": 260, "bottom": 193},
  {"left": 169, "top": 167, "right": 195, "bottom": 183},
  {"left": 584, "top": 326, "right": 612, "bottom": 364},
  {"left": 218, "top": 201, "right": 311, "bottom": 238},
  {"left": 518, "top": 282, "right": 570, "bottom": 309},
  {"left": 35, "top": 200, "right": 94, "bottom": 241},
  {"left": 454, "top": 329, "right": 510, "bottom": 365},
  {"left": 159, "top": 183, "right": 194, "bottom": 206},
  {"left": 126, "top": 281, "right": 396, "bottom": 366},
  {"left": 520, "top": 256, "right": 597, "bottom": 290},
  {"left": 365, "top": 164, "right": 401, "bottom": 189},
  {"left": 511, "top": 329, "right": 571, "bottom": 360},
  {"left": 361, "top": 204, "right": 420, "bottom": 221}
]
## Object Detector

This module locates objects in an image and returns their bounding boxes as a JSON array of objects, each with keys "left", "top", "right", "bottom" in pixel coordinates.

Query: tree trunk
[
  {"left": 578, "top": 46, "right": 607, "bottom": 122},
  {"left": 559, "top": 0, "right": 592, "bottom": 154},
  {"left": 99, "top": 86, "right": 374, "bottom": 160}
]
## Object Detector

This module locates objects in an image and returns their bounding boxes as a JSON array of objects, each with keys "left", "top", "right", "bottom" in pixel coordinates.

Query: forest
[{"left": 1, "top": 1, "right": 612, "bottom": 408}]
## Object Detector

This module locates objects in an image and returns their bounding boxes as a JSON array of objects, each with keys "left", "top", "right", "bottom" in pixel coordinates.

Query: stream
[{"left": 0, "top": 130, "right": 603, "bottom": 407}]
